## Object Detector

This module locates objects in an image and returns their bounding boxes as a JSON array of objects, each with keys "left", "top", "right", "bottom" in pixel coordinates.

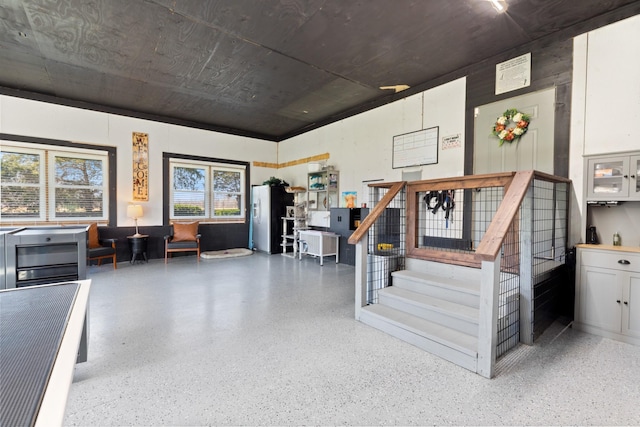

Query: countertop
[{"left": 576, "top": 243, "right": 640, "bottom": 253}]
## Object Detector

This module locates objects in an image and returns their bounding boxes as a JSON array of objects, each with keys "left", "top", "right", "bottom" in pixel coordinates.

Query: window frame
[
  {"left": 48, "top": 149, "right": 109, "bottom": 221},
  {"left": 164, "top": 152, "right": 250, "bottom": 224},
  {"left": 0, "top": 145, "right": 47, "bottom": 220},
  {"left": 0, "top": 134, "right": 116, "bottom": 225}
]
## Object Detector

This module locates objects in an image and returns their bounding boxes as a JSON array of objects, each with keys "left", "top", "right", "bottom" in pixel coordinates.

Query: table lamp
[{"left": 127, "top": 204, "right": 144, "bottom": 237}]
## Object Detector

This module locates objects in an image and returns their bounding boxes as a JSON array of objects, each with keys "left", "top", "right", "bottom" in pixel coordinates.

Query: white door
[
  {"left": 474, "top": 88, "right": 556, "bottom": 174},
  {"left": 579, "top": 265, "right": 621, "bottom": 333},
  {"left": 623, "top": 271, "right": 640, "bottom": 337}
]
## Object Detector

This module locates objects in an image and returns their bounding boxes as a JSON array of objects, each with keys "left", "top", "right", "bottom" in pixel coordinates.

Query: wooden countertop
[{"left": 576, "top": 244, "right": 640, "bottom": 254}]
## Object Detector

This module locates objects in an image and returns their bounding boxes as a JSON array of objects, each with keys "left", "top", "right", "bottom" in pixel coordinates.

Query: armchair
[
  {"left": 164, "top": 222, "right": 201, "bottom": 263},
  {"left": 86, "top": 223, "right": 117, "bottom": 269}
]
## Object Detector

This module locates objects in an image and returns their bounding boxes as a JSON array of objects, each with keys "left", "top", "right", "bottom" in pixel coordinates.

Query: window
[
  {"left": 1, "top": 142, "right": 109, "bottom": 222},
  {"left": 169, "top": 159, "right": 246, "bottom": 221}
]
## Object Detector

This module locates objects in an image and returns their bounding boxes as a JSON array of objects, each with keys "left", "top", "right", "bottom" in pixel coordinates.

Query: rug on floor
[{"left": 200, "top": 248, "right": 253, "bottom": 259}]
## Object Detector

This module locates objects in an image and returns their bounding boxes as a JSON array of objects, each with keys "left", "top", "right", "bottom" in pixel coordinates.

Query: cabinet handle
[
  {"left": 623, "top": 174, "right": 629, "bottom": 179},
  {"left": 624, "top": 301, "right": 629, "bottom": 305},
  {"left": 617, "top": 300, "right": 621, "bottom": 304},
  {"left": 618, "top": 259, "right": 631, "bottom": 265}
]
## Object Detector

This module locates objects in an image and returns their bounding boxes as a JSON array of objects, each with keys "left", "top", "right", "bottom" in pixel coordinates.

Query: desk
[
  {"left": 0, "top": 280, "right": 91, "bottom": 426},
  {"left": 298, "top": 230, "right": 339, "bottom": 266},
  {"left": 127, "top": 234, "right": 149, "bottom": 263}
]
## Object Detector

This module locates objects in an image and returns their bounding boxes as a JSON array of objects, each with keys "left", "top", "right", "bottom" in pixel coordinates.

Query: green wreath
[{"left": 492, "top": 108, "right": 531, "bottom": 146}]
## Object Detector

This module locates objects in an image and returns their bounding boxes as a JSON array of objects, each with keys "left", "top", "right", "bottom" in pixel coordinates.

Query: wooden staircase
[{"left": 358, "top": 259, "right": 482, "bottom": 372}]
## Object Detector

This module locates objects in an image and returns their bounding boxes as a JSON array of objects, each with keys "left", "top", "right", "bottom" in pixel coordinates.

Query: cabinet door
[
  {"left": 622, "top": 271, "right": 640, "bottom": 337},
  {"left": 630, "top": 155, "right": 640, "bottom": 200},
  {"left": 579, "top": 265, "right": 622, "bottom": 332},
  {"left": 587, "top": 156, "right": 629, "bottom": 200}
]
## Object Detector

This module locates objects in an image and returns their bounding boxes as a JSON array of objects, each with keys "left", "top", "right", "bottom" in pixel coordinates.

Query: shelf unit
[
  {"left": 281, "top": 188, "right": 308, "bottom": 258},
  {"left": 307, "top": 170, "right": 339, "bottom": 211}
]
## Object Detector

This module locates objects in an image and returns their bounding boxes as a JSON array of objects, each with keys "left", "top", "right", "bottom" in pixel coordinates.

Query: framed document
[{"left": 132, "top": 132, "right": 149, "bottom": 201}]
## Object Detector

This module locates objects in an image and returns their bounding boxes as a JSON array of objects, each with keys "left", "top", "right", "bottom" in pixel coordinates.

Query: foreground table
[{"left": 0, "top": 280, "right": 91, "bottom": 426}]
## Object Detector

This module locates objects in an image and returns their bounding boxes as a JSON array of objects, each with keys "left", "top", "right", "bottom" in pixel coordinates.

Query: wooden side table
[{"left": 127, "top": 235, "right": 149, "bottom": 264}]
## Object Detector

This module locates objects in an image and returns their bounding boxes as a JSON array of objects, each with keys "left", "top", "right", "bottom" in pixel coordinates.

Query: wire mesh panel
[
  {"left": 416, "top": 186, "right": 505, "bottom": 254},
  {"left": 530, "top": 179, "right": 570, "bottom": 339},
  {"left": 366, "top": 186, "right": 406, "bottom": 304},
  {"left": 496, "top": 215, "right": 521, "bottom": 358}
]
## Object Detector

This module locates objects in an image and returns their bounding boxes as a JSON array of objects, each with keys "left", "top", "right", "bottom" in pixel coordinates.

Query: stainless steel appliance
[
  {"left": 0, "top": 227, "right": 22, "bottom": 290},
  {"left": 4, "top": 227, "right": 87, "bottom": 288},
  {"left": 251, "top": 185, "right": 293, "bottom": 253}
]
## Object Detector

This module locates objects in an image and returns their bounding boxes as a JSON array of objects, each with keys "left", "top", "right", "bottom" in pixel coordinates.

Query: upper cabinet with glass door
[{"left": 586, "top": 153, "right": 640, "bottom": 201}]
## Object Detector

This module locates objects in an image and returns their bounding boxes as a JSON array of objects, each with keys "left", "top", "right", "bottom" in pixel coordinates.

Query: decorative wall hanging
[
  {"left": 491, "top": 109, "right": 530, "bottom": 146},
  {"left": 132, "top": 132, "right": 149, "bottom": 201}
]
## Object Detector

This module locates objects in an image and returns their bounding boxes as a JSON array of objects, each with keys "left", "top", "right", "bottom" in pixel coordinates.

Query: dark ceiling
[{"left": 1, "top": 0, "right": 638, "bottom": 141}]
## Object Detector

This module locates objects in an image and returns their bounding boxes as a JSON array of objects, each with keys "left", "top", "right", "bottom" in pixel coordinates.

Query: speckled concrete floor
[{"left": 64, "top": 253, "right": 640, "bottom": 426}]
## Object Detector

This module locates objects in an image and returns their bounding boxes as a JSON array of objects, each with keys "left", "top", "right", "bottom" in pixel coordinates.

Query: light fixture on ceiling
[
  {"left": 379, "top": 85, "right": 410, "bottom": 93},
  {"left": 489, "top": 0, "right": 507, "bottom": 13}
]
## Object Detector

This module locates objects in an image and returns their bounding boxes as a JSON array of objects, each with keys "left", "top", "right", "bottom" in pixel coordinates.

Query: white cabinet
[
  {"left": 575, "top": 246, "right": 640, "bottom": 344},
  {"left": 307, "top": 170, "right": 339, "bottom": 211},
  {"left": 586, "top": 153, "right": 640, "bottom": 201}
]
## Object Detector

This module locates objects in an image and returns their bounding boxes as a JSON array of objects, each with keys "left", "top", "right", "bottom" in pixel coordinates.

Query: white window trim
[
  {"left": 1, "top": 141, "right": 109, "bottom": 222},
  {"left": 169, "top": 159, "right": 246, "bottom": 222},
  {"left": 0, "top": 144, "right": 47, "bottom": 221},
  {"left": 48, "top": 149, "right": 109, "bottom": 221}
]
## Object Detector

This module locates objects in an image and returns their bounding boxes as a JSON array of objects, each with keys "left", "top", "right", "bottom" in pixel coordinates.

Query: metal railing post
[
  {"left": 354, "top": 231, "right": 369, "bottom": 320},
  {"left": 477, "top": 256, "right": 501, "bottom": 378}
]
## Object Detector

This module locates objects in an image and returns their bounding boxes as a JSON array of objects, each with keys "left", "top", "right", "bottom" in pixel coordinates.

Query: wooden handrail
[
  {"left": 348, "top": 181, "right": 406, "bottom": 244},
  {"left": 474, "top": 170, "right": 535, "bottom": 261}
]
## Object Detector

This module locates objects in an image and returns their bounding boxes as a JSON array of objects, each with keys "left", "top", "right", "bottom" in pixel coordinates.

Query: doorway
[{"left": 473, "top": 88, "right": 556, "bottom": 174}]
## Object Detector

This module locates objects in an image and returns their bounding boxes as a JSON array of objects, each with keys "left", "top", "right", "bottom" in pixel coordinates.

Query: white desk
[{"left": 298, "top": 230, "right": 339, "bottom": 266}]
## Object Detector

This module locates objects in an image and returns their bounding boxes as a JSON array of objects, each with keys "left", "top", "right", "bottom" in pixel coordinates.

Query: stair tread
[
  {"left": 379, "top": 286, "right": 479, "bottom": 321},
  {"left": 362, "top": 304, "right": 478, "bottom": 356},
  {"left": 392, "top": 270, "right": 480, "bottom": 295}
]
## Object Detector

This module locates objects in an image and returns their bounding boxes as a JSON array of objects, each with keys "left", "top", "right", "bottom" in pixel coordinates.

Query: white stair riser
[
  {"left": 359, "top": 310, "right": 477, "bottom": 372},
  {"left": 392, "top": 276, "right": 480, "bottom": 308},
  {"left": 405, "top": 258, "right": 482, "bottom": 282},
  {"left": 378, "top": 293, "right": 478, "bottom": 336}
]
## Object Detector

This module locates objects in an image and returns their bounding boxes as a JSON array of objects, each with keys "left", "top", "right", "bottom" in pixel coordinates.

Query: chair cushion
[
  {"left": 172, "top": 222, "right": 199, "bottom": 242},
  {"left": 167, "top": 241, "right": 199, "bottom": 250},
  {"left": 87, "top": 223, "right": 101, "bottom": 249},
  {"left": 88, "top": 246, "right": 115, "bottom": 257}
]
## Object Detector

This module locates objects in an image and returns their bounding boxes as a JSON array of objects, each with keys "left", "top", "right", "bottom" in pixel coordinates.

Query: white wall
[
  {"left": 570, "top": 14, "right": 640, "bottom": 245},
  {"left": 0, "top": 96, "right": 277, "bottom": 227},
  {"left": 277, "top": 77, "right": 467, "bottom": 202},
  {"left": 0, "top": 79, "right": 466, "bottom": 229}
]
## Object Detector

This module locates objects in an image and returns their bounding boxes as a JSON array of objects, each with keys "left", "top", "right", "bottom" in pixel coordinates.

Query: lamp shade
[{"left": 127, "top": 204, "right": 143, "bottom": 219}]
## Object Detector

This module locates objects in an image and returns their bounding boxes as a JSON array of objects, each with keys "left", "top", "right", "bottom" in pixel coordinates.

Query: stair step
[
  {"left": 361, "top": 304, "right": 478, "bottom": 359},
  {"left": 391, "top": 270, "right": 480, "bottom": 307},
  {"left": 378, "top": 286, "right": 479, "bottom": 335}
]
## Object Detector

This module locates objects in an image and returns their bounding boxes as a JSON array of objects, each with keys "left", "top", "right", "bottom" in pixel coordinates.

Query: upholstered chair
[
  {"left": 86, "top": 223, "right": 117, "bottom": 269},
  {"left": 164, "top": 222, "right": 201, "bottom": 263}
]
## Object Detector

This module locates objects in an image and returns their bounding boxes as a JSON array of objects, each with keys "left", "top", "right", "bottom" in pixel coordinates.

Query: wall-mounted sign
[
  {"left": 392, "top": 127, "right": 439, "bottom": 169},
  {"left": 442, "top": 134, "right": 462, "bottom": 150},
  {"left": 495, "top": 52, "right": 531, "bottom": 95},
  {"left": 132, "top": 132, "right": 149, "bottom": 201}
]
